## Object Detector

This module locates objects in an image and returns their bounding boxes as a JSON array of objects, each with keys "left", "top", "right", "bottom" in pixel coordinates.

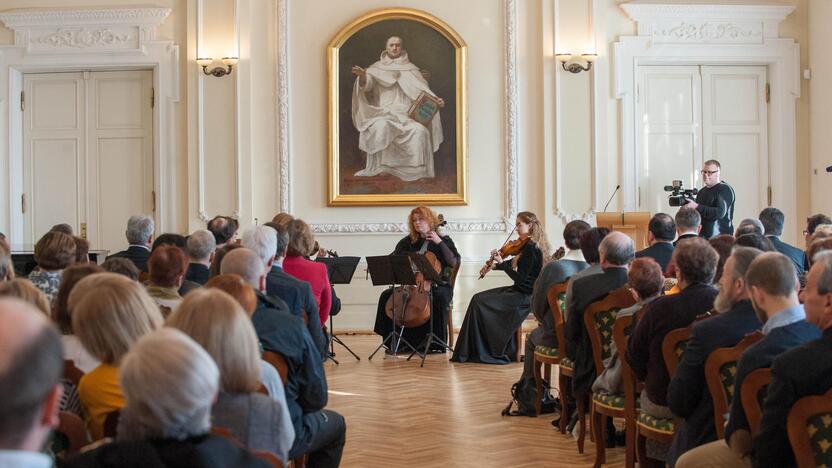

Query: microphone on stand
[{"left": 603, "top": 185, "right": 621, "bottom": 212}]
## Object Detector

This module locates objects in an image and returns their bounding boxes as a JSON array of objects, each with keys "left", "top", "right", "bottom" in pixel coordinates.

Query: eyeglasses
[
  {"left": 803, "top": 230, "right": 811, "bottom": 236},
  {"left": 701, "top": 170, "right": 719, "bottom": 175}
]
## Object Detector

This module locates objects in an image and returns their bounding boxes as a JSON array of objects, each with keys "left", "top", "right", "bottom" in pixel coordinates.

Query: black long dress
[
  {"left": 450, "top": 239, "right": 543, "bottom": 364},
  {"left": 372, "top": 235, "right": 460, "bottom": 351}
]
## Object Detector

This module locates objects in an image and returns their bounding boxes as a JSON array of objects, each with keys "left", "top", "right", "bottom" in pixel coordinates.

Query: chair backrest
[
  {"left": 704, "top": 331, "right": 764, "bottom": 439},
  {"left": 448, "top": 262, "right": 461, "bottom": 289},
  {"left": 661, "top": 325, "right": 694, "bottom": 378},
  {"left": 102, "top": 409, "right": 121, "bottom": 438},
  {"left": 584, "top": 287, "right": 636, "bottom": 375},
  {"left": 613, "top": 312, "right": 639, "bottom": 418},
  {"left": 787, "top": 387, "right": 832, "bottom": 468},
  {"left": 262, "top": 350, "right": 289, "bottom": 385},
  {"left": 741, "top": 367, "right": 772, "bottom": 435},
  {"left": 546, "top": 280, "right": 570, "bottom": 358},
  {"left": 54, "top": 411, "right": 90, "bottom": 458},
  {"left": 63, "top": 360, "right": 85, "bottom": 387}
]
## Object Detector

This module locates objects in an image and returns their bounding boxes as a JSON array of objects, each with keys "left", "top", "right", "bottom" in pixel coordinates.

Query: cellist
[
  {"left": 372, "top": 206, "right": 460, "bottom": 352},
  {"left": 451, "top": 211, "right": 552, "bottom": 364}
]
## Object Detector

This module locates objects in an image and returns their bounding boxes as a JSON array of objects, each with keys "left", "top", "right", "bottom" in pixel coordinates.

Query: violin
[{"left": 479, "top": 228, "right": 530, "bottom": 279}]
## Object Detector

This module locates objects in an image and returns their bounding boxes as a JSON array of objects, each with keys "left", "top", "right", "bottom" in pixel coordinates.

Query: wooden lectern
[{"left": 596, "top": 212, "right": 651, "bottom": 251}]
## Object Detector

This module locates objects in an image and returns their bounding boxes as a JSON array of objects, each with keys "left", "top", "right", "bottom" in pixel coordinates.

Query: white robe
[{"left": 351, "top": 51, "right": 444, "bottom": 181}]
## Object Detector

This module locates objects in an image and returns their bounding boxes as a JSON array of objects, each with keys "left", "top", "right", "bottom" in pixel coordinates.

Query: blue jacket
[{"left": 266, "top": 265, "right": 326, "bottom": 357}]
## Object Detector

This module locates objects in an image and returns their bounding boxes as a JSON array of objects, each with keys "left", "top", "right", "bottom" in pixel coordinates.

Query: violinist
[
  {"left": 373, "top": 206, "right": 460, "bottom": 352},
  {"left": 451, "top": 211, "right": 551, "bottom": 364}
]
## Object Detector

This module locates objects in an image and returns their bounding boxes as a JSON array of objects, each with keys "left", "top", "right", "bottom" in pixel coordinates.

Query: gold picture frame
[{"left": 327, "top": 8, "right": 467, "bottom": 206}]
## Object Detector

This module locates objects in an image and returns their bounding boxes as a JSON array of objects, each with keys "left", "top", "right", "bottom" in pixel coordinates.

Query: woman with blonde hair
[
  {"left": 71, "top": 272, "right": 164, "bottom": 439},
  {"left": 282, "top": 219, "right": 331, "bottom": 325},
  {"left": 167, "top": 288, "right": 294, "bottom": 464},
  {"left": 0, "top": 278, "right": 51, "bottom": 315},
  {"left": 451, "top": 211, "right": 548, "bottom": 364},
  {"left": 29, "top": 230, "right": 76, "bottom": 303}
]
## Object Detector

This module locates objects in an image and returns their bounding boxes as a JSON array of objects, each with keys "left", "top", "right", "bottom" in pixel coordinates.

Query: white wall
[{"left": 809, "top": 0, "right": 832, "bottom": 223}]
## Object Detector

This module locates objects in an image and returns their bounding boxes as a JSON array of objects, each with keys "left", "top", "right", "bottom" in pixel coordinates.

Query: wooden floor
[{"left": 324, "top": 335, "right": 626, "bottom": 468}]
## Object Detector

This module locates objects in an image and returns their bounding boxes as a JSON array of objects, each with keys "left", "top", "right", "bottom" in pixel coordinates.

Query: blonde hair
[
  {"left": 0, "top": 279, "right": 50, "bottom": 315},
  {"left": 166, "top": 288, "right": 261, "bottom": 393},
  {"left": 286, "top": 219, "right": 315, "bottom": 257},
  {"left": 516, "top": 211, "right": 553, "bottom": 263},
  {"left": 70, "top": 273, "right": 163, "bottom": 364}
]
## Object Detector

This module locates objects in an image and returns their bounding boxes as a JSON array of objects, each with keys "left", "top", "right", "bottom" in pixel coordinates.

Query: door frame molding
[
  {"left": 614, "top": 2, "right": 799, "bottom": 239},
  {"left": 0, "top": 7, "right": 178, "bottom": 243}
]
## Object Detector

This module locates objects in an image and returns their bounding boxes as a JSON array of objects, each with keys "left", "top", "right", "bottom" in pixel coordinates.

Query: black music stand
[
  {"left": 366, "top": 254, "right": 419, "bottom": 360},
  {"left": 405, "top": 252, "right": 454, "bottom": 367},
  {"left": 315, "top": 256, "right": 361, "bottom": 363}
]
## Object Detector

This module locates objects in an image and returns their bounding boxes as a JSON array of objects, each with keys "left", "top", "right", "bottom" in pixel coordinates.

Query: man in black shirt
[{"left": 685, "top": 159, "right": 735, "bottom": 238}]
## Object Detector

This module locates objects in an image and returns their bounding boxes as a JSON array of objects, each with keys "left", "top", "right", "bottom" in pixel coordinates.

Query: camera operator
[{"left": 684, "top": 159, "right": 735, "bottom": 238}]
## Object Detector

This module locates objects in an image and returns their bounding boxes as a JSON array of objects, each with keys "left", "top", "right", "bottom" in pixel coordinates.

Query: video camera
[{"left": 664, "top": 180, "right": 698, "bottom": 207}]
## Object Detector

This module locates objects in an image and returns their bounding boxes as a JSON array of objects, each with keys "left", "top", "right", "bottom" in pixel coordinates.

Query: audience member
[
  {"left": 636, "top": 213, "right": 676, "bottom": 272},
  {"left": 666, "top": 247, "right": 764, "bottom": 464},
  {"left": 208, "top": 215, "right": 240, "bottom": 249},
  {"left": 74, "top": 236, "right": 90, "bottom": 264},
  {"left": 734, "top": 233, "right": 775, "bottom": 252},
  {"left": 0, "top": 239, "right": 13, "bottom": 281},
  {"left": 734, "top": 218, "right": 764, "bottom": 237},
  {"left": 708, "top": 234, "right": 735, "bottom": 283},
  {"left": 0, "top": 278, "right": 50, "bottom": 315},
  {"left": 593, "top": 257, "right": 664, "bottom": 394},
  {"left": 210, "top": 243, "right": 242, "bottom": 278},
  {"left": 101, "top": 257, "right": 140, "bottom": 281},
  {"left": 50, "top": 223, "right": 74, "bottom": 236},
  {"left": 53, "top": 264, "right": 105, "bottom": 373},
  {"left": 64, "top": 328, "right": 270, "bottom": 468},
  {"left": 674, "top": 208, "right": 701, "bottom": 245},
  {"left": 0, "top": 298, "right": 64, "bottom": 467},
  {"left": 146, "top": 245, "right": 188, "bottom": 315},
  {"left": 283, "top": 219, "right": 332, "bottom": 326},
  {"left": 151, "top": 233, "right": 188, "bottom": 253},
  {"left": 167, "top": 288, "right": 295, "bottom": 463},
  {"left": 71, "top": 273, "right": 163, "bottom": 439},
  {"left": 759, "top": 207, "right": 806, "bottom": 275},
  {"left": 29, "top": 230, "right": 76, "bottom": 303},
  {"left": 566, "top": 231, "right": 634, "bottom": 403},
  {"left": 220, "top": 248, "right": 345, "bottom": 467},
  {"left": 804, "top": 213, "right": 832, "bottom": 247},
  {"left": 107, "top": 214, "right": 154, "bottom": 273},
  {"left": 271, "top": 212, "right": 294, "bottom": 230},
  {"left": 806, "top": 237, "right": 832, "bottom": 268},
  {"left": 564, "top": 227, "right": 610, "bottom": 310},
  {"left": 186, "top": 229, "right": 216, "bottom": 285}
]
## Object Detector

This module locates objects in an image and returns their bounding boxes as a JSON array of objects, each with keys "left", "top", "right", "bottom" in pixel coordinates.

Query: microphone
[{"left": 603, "top": 185, "right": 621, "bottom": 212}]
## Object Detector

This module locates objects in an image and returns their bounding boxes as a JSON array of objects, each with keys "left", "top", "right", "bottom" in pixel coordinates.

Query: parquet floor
[{"left": 324, "top": 335, "right": 626, "bottom": 468}]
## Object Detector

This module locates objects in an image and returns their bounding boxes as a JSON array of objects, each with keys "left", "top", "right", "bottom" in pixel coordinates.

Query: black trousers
[{"left": 289, "top": 409, "right": 346, "bottom": 468}]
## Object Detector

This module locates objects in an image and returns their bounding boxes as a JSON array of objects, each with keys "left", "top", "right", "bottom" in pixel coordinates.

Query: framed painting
[{"left": 327, "top": 8, "right": 467, "bottom": 206}]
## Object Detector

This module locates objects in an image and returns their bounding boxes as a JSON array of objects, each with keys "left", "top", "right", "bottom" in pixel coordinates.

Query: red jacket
[{"left": 282, "top": 255, "right": 331, "bottom": 325}]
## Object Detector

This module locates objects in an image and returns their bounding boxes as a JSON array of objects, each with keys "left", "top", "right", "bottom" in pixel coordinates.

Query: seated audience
[
  {"left": 636, "top": 213, "right": 676, "bottom": 272},
  {"left": 107, "top": 214, "right": 154, "bottom": 273},
  {"left": 735, "top": 232, "right": 775, "bottom": 251},
  {"left": 734, "top": 218, "right": 764, "bottom": 237},
  {"left": 101, "top": 257, "right": 140, "bottom": 281},
  {"left": 220, "top": 248, "right": 345, "bottom": 467},
  {"left": 674, "top": 207, "right": 701, "bottom": 245},
  {"left": 146, "top": 245, "right": 188, "bottom": 315},
  {"left": 563, "top": 228, "right": 610, "bottom": 316},
  {"left": 74, "top": 236, "right": 90, "bottom": 264},
  {"left": 751, "top": 250, "right": 832, "bottom": 467},
  {"left": 208, "top": 215, "right": 240, "bottom": 249},
  {"left": 186, "top": 229, "right": 215, "bottom": 285},
  {"left": 0, "top": 278, "right": 50, "bottom": 315},
  {"left": 0, "top": 298, "right": 64, "bottom": 468},
  {"left": 29, "top": 230, "right": 76, "bottom": 303},
  {"left": 64, "top": 328, "right": 271, "bottom": 468},
  {"left": 210, "top": 243, "right": 242, "bottom": 278},
  {"left": 244, "top": 225, "right": 326, "bottom": 357},
  {"left": 0, "top": 239, "right": 13, "bottom": 281},
  {"left": 50, "top": 223, "right": 74, "bottom": 236},
  {"left": 667, "top": 247, "right": 764, "bottom": 464},
  {"left": 168, "top": 288, "right": 295, "bottom": 463},
  {"left": 71, "top": 273, "right": 163, "bottom": 439},
  {"left": 53, "top": 264, "right": 105, "bottom": 373},
  {"left": 566, "top": 232, "right": 634, "bottom": 403},
  {"left": 807, "top": 236, "right": 832, "bottom": 269},
  {"left": 709, "top": 234, "right": 736, "bottom": 283},
  {"left": 283, "top": 219, "right": 332, "bottom": 326},
  {"left": 677, "top": 252, "right": 821, "bottom": 467},
  {"left": 804, "top": 213, "right": 832, "bottom": 248},
  {"left": 151, "top": 233, "right": 188, "bottom": 253},
  {"left": 593, "top": 257, "right": 664, "bottom": 394},
  {"left": 760, "top": 207, "right": 806, "bottom": 275},
  {"left": 271, "top": 212, "right": 294, "bottom": 230}
]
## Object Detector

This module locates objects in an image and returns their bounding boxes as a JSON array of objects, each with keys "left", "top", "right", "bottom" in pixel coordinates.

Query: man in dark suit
[
  {"left": 636, "top": 213, "right": 676, "bottom": 272},
  {"left": 107, "top": 214, "right": 154, "bottom": 272},
  {"left": 185, "top": 229, "right": 215, "bottom": 285},
  {"left": 751, "top": 251, "right": 832, "bottom": 468},
  {"left": 674, "top": 207, "right": 701, "bottom": 246},
  {"left": 667, "top": 247, "right": 764, "bottom": 465},
  {"left": 220, "top": 247, "right": 346, "bottom": 467},
  {"left": 759, "top": 207, "right": 806, "bottom": 275},
  {"left": 565, "top": 231, "right": 634, "bottom": 401}
]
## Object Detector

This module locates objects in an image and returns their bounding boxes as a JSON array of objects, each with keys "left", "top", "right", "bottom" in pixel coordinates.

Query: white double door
[
  {"left": 636, "top": 65, "right": 769, "bottom": 225},
  {"left": 22, "top": 70, "right": 154, "bottom": 251}
]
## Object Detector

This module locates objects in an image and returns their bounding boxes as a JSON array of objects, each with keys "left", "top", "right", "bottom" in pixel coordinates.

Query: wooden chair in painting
[
  {"left": 787, "top": 387, "right": 832, "bottom": 468},
  {"left": 704, "top": 332, "right": 764, "bottom": 439},
  {"left": 585, "top": 287, "right": 636, "bottom": 464},
  {"left": 445, "top": 262, "right": 461, "bottom": 348},
  {"left": 740, "top": 367, "right": 772, "bottom": 435},
  {"left": 531, "top": 280, "right": 569, "bottom": 416}
]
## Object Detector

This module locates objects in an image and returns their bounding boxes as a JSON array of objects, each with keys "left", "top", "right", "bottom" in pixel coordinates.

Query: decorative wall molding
[
  {"left": 276, "top": 0, "right": 517, "bottom": 234},
  {"left": 653, "top": 21, "right": 762, "bottom": 44},
  {"left": 32, "top": 28, "right": 133, "bottom": 48}
]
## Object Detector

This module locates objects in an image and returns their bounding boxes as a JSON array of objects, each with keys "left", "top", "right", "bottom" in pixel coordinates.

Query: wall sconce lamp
[
  {"left": 555, "top": 53, "right": 597, "bottom": 73},
  {"left": 196, "top": 57, "right": 239, "bottom": 77}
]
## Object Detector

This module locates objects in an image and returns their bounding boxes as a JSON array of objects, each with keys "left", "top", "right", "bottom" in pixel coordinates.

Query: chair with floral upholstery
[
  {"left": 740, "top": 367, "right": 772, "bottom": 435},
  {"left": 532, "top": 280, "right": 569, "bottom": 417},
  {"left": 705, "top": 331, "right": 764, "bottom": 439},
  {"left": 787, "top": 387, "right": 832, "bottom": 468}
]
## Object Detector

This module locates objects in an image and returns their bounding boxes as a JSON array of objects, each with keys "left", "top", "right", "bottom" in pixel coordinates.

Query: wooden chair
[
  {"left": 262, "top": 350, "right": 289, "bottom": 384},
  {"left": 446, "top": 262, "right": 461, "bottom": 347},
  {"left": 585, "top": 287, "right": 636, "bottom": 465},
  {"left": 704, "top": 332, "right": 764, "bottom": 439},
  {"left": 532, "top": 280, "right": 569, "bottom": 416},
  {"left": 616, "top": 312, "right": 645, "bottom": 468},
  {"left": 787, "top": 387, "right": 832, "bottom": 468},
  {"left": 740, "top": 367, "right": 772, "bottom": 435},
  {"left": 63, "top": 360, "right": 85, "bottom": 387},
  {"left": 515, "top": 312, "right": 535, "bottom": 363},
  {"left": 102, "top": 410, "right": 121, "bottom": 438},
  {"left": 54, "top": 411, "right": 90, "bottom": 458}
]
